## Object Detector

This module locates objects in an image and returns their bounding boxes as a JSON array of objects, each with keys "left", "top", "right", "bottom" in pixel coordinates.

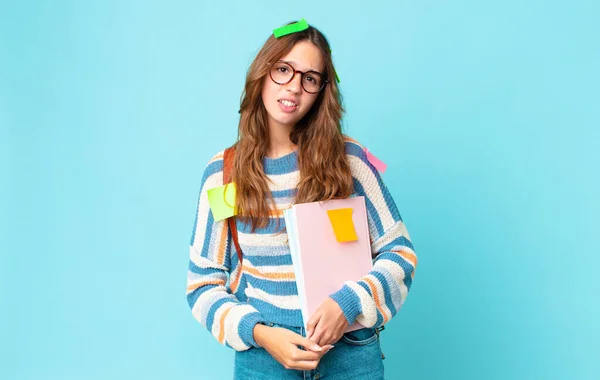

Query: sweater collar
[{"left": 262, "top": 149, "right": 298, "bottom": 175}]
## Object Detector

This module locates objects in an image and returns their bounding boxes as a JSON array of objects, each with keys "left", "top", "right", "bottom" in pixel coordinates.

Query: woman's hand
[
  {"left": 306, "top": 298, "right": 349, "bottom": 346},
  {"left": 253, "top": 324, "right": 333, "bottom": 370}
]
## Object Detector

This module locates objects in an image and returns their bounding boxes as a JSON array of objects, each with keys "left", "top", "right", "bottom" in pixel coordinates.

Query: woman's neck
[{"left": 266, "top": 123, "right": 298, "bottom": 159}]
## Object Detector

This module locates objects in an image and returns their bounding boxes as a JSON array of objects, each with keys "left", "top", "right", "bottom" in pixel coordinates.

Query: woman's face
[{"left": 261, "top": 40, "right": 325, "bottom": 131}]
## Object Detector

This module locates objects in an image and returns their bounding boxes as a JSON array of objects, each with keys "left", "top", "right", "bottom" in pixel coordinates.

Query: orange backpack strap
[{"left": 223, "top": 147, "right": 243, "bottom": 264}]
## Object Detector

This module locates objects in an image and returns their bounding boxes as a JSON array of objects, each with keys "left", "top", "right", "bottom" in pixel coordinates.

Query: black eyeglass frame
[{"left": 268, "top": 61, "right": 329, "bottom": 94}]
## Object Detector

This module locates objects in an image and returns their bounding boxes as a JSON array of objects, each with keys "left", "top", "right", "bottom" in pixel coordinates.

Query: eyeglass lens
[{"left": 270, "top": 62, "right": 325, "bottom": 93}]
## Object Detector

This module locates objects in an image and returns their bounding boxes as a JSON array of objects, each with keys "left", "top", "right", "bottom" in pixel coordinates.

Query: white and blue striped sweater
[{"left": 186, "top": 137, "right": 417, "bottom": 351}]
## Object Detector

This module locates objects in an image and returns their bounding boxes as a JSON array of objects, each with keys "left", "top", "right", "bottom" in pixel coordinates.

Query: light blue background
[{"left": 2, "top": 1, "right": 599, "bottom": 379}]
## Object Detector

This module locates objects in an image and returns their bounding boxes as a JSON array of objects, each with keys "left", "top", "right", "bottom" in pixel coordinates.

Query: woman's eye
[
  {"left": 306, "top": 76, "right": 316, "bottom": 84},
  {"left": 278, "top": 67, "right": 289, "bottom": 73}
]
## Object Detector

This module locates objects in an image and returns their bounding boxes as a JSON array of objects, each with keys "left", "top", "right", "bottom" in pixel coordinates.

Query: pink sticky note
[{"left": 364, "top": 148, "right": 387, "bottom": 174}]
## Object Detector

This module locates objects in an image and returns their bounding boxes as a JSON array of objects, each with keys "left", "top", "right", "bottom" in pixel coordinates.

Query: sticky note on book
[
  {"left": 327, "top": 208, "right": 358, "bottom": 242},
  {"left": 364, "top": 148, "right": 387, "bottom": 174},
  {"left": 207, "top": 183, "right": 237, "bottom": 221}
]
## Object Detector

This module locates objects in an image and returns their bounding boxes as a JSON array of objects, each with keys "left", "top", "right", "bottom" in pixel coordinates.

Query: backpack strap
[{"left": 223, "top": 147, "right": 243, "bottom": 264}]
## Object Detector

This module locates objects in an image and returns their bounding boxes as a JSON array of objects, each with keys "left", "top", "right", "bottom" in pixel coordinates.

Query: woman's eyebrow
[{"left": 280, "top": 60, "right": 319, "bottom": 73}]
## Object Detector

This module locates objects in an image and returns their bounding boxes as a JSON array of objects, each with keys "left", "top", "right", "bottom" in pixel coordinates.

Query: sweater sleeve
[
  {"left": 186, "top": 151, "right": 266, "bottom": 351},
  {"left": 329, "top": 143, "right": 418, "bottom": 328}
]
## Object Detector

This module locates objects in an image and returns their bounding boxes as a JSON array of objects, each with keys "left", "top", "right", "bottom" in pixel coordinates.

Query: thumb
[{"left": 306, "top": 312, "right": 321, "bottom": 339}]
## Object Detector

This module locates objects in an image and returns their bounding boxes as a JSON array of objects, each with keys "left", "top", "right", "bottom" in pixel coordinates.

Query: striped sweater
[{"left": 186, "top": 137, "right": 417, "bottom": 351}]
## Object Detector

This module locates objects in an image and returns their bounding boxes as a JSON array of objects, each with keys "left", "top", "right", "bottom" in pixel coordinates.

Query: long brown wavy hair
[{"left": 232, "top": 22, "right": 353, "bottom": 231}]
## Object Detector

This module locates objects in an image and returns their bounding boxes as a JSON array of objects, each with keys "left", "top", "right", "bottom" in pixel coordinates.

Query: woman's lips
[{"left": 278, "top": 99, "right": 298, "bottom": 113}]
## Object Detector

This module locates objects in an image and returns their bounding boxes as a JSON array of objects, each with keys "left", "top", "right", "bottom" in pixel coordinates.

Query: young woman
[{"left": 186, "top": 20, "right": 417, "bottom": 379}]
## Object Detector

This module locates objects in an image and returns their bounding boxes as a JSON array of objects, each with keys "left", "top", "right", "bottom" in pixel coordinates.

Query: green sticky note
[
  {"left": 207, "top": 182, "right": 237, "bottom": 221},
  {"left": 273, "top": 18, "right": 309, "bottom": 38},
  {"left": 330, "top": 49, "right": 341, "bottom": 83},
  {"left": 334, "top": 68, "right": 341, "bottom": 83}
]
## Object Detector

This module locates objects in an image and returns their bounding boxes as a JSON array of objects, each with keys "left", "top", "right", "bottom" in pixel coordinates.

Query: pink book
[{"left": 284, "top": 196, "right": 373, "bottom": 333}]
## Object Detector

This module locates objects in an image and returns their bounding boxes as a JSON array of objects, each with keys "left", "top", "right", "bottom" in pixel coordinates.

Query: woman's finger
[
  {"left": 309, "top": 325, "right": 325, "bottom": 346},
  {"left": 290, "top": 332, "right": 324, "bottom": 352},
  {"left": 317, "top": 333, "right": 331, "bottom": 347},
  {"left": 290, "top": 347, "right": 323, "bottom": 361},
  {"left": 306, "top": 312, "right": 321, "bottom": 339}
]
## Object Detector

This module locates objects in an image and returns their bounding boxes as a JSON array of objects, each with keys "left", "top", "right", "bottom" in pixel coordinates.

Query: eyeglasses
[{"left": 269, "top": 61, "right": 328, "bottom": 94}]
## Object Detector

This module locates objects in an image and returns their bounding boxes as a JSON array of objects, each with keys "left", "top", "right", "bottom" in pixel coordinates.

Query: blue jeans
[{"left": 233, "top": 322, "right": 385, "bottom": 380}]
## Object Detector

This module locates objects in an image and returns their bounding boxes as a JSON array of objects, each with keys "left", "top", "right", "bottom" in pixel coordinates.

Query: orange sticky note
[
  {"left": 207, "top": 182, "right": 237, "bottom": 221},
  {"left": 364, "top": 148, "right": 387, "bottom": 174},
  {"left": 326, "top": 208, "right": 358, "bottom": 242}
]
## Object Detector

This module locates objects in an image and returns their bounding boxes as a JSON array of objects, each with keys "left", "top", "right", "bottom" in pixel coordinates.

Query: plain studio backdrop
[{"left": 1, "top": 1, "right": 598, "bottom": 379}]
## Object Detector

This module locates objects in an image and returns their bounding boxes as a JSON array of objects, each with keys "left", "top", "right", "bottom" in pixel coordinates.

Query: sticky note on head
[
  {"left": 273, "top": 18, "right": 309, "bottom": 38},
  {"left": 207, "top": 182, "right": 238, "bottom": 221},
  {"left": 327, "top": 208, "right": 358, "bottom": 243},
  {"left": 330, "top": 49, "right": 341, "bottom": 83},
  {"left": 364, "top": 148, "right": 387, "bottom": 174},
  {"left": 334, "top": 68, "right": 341, "bottom": 84}
]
